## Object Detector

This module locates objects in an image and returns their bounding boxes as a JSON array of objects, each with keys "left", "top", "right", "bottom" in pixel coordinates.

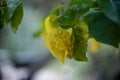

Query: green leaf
[
  {"left": 71, "top": 21, "right": 88, "bottom": 61},
  {"left": 57, "top": 0, "right": 93, "bottom": 29},
  {"left": 33, "top": 17, "right": 46, "bottom": 37},
  {"left": 3, "top": 6, "right": 10, "bottom": 23},
  {"left": 33, "top": 29, "right": 43, "bottom": 37},
  {"left": 10, "top": 2, "right": 23, "bottom": 33},
  {"left": 91, "top": 0, "right": 100, "bottom": 8},
  {"left": 0, "top": 8, "right": 4, "bottom": 30},
  {"left": 96, "top": 0, "right": 120, "bottom": 26},
  {"left": 79, "top": 9, "right": 97, "bottom": 24},
  {"left": 0, "top": 0, "right": 23, "bottom": 32},
  {"left": 50, "top": 5, "right": 61, "bottom": 16},
  {"left": 6, "top": 0, "right": 22, "bottom": 18},
  {"left": 88, "top": 12, "right": 120, "bottom": 47},
  {"left": 57, "top": 9, "right": 76, "bottom": 29},
  {"left": 68, "top": 0, "right": 92, "bottom": 11},
  {"left": 1, "top": 0, "right": 10, "bottom": 23}
]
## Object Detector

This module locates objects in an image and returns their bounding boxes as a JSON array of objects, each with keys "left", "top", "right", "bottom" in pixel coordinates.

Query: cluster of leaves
[
  {"left": 1, "top": 0, "right": 120, "bottom": 62},
  {"left": 40, "top": 6, "right": 89, "bottom": 62},
  {"left": 0, "top": 0, "right": 23, "bottom": 33},
  {"left": 57, "top": 0, "right": 120, "bottom": 48},
  {"left": 41, "top": 0, "right": 120, "bottom": 62}
]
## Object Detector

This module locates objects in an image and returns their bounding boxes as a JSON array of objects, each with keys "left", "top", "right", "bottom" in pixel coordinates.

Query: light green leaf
[
  {"left": 10, "top": 2, "right": 23, "bottom": 33},
  {"left": 71, "top": 21, "right": 88, "bottom": 61}
]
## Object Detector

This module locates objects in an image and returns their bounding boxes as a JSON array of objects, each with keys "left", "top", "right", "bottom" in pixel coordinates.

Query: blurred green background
[{"left": 0, "top": 0, "right": 120, "bottom": 80}]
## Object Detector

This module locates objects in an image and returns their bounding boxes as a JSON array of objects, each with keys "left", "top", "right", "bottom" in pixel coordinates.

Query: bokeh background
[{"left": 0, "top": 0, "right": 120, "bottom": 80}]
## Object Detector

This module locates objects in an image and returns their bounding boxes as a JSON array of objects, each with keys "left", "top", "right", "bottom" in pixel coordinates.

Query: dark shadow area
[{"left": 114, "top": 71, "right": 120, "bottom": 80}]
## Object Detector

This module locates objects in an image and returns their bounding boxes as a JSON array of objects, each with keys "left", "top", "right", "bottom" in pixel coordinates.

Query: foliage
[
  {"left": 57, "top": 0, "right": 120, "bottom": 48},
  {"left": 41, "top": 0, "right": 120, "bottom": 62},
  {"left": 0, "top": 0, "right": 23, "bottom": 33},
  {"left": 0, "top": 0, "right": 120, "bottom": 62},
  {"left": 41, "top": 6, "right": 90, "bottom": 62}
]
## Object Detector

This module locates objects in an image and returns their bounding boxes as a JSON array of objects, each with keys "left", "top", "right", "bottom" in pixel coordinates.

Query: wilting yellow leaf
[{"left": 43, "top": 15, "right": 72, "bottom": 63}]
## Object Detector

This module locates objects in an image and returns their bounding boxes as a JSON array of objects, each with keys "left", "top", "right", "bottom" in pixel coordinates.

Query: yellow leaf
[{"left": 43, "top": 15, "right": 72, "bottom": 63}]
